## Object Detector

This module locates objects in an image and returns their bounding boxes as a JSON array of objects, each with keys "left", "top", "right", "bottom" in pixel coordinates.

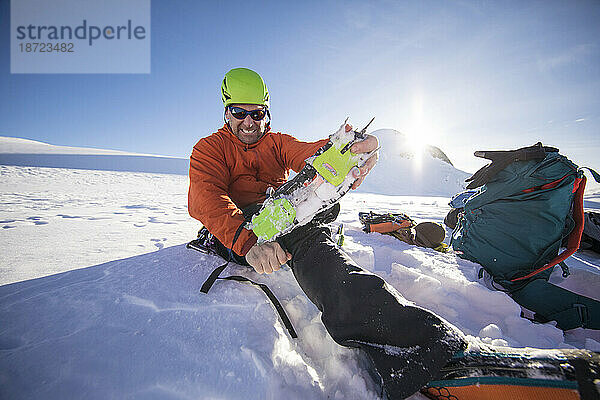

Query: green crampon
[
  {"left": 312, "top": 145, "right": 357, "bottom": 187},
  {"left": 250, "top": 198, "right": 297, "bottom": 242}
]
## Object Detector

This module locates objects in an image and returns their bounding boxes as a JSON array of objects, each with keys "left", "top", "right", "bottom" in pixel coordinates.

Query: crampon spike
[{"left": 359, "top": 117, "right": 375, "bottom": 135}]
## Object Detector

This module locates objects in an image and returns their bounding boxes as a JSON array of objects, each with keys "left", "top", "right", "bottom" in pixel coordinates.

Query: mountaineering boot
[
  {"left": 186, "top": 227, "right": 217, "bottom": 255},
  {"left": 422, "top": 340, "right": 600, "bottom": 400}
]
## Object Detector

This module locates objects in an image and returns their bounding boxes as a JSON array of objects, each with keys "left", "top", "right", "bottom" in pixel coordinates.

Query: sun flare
[
  {"left": 405, "top": 90, "right": 440, "bottom": 155},
  {"left": 406, "top": 132, "right": 427, "bottom": 155}
]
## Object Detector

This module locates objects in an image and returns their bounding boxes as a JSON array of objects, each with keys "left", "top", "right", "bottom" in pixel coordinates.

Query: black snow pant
[{"left": 218, "top": 204, "right": 466, "bottom": 399}]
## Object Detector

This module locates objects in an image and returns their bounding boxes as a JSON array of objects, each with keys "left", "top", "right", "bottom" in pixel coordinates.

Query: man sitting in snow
[{"left": 188, "top": 67, "right": 466, "bottom": 398}]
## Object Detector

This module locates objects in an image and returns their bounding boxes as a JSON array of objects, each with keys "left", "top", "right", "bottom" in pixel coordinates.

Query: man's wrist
[{"left": 239, "top": 234, "right": 258, "bottom": 256}]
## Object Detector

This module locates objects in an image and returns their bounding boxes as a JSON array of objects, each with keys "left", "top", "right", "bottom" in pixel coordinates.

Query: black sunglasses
[{"left": 228, "top": 106, "right": 268, "bottom": 121}]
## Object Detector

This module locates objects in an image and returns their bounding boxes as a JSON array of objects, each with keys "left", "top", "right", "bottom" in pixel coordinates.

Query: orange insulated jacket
[{"left": 188, "top": 124, "right": 327, "bottom": 256}]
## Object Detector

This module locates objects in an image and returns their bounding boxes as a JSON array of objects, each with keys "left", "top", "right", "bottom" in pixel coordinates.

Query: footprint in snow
[
  {"left": 27, "top": 217, "right": 48, "bottom": 225},
  {"left": 151, "top": 238, "right": 167, "bottom": 250}
]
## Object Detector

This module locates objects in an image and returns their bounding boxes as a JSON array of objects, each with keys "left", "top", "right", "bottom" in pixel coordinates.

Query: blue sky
[{"left": 1, "top": 0, "right": 599, "bottom": 173}]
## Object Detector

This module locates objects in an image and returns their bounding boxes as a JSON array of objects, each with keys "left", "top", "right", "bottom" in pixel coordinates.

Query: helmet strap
[
  {"left": 265, "top": 109, "right": 271, "bottom": 130},
  {"left": 223, "top": 108, "right": 231, "bottom": 130}
]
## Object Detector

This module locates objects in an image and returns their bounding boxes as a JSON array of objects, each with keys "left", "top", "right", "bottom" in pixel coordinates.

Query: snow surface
[{"left": 1, "top": 138, "right": 600, "bottom": 399}]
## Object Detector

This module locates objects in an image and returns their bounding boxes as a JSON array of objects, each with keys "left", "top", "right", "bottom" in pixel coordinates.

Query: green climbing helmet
[{"left": 221, "top": 68, "right": 269, "bottom": 108}]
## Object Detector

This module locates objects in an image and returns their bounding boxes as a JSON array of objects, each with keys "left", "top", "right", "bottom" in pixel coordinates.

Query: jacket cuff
[{"left": 237, "top": 232, "right": 258, "bottom": 256}]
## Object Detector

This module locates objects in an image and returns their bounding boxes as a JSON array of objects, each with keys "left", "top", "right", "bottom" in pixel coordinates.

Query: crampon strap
[
  {"left": 192, "top": 222, "right": 298, "bottom": 339},
  {"left": 199, "top": 262, "right": 298, "bottom": 339}
]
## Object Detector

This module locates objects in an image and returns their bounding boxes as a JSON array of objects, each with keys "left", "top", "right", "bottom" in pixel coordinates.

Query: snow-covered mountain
[{"left": 354, "top": 129, "right": 469, "bottom": 196}]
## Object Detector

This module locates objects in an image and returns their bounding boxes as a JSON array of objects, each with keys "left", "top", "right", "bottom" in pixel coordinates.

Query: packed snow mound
[
  {"left": 356, "top": 129, "right": 469, "bottom": 196},
  {"left": 0, "top": 245, "right": 382, "bottom": 400}
]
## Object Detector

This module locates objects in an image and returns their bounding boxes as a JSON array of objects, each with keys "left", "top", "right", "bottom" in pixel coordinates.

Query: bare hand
[
  {"left": 346, "top": 124, "right": 379, "bottom": 190},
  {"left": 246, "top": 242, "right": 292, "bottom": 274}
]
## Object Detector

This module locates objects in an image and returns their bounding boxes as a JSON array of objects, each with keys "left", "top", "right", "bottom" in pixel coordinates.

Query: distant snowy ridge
[
  {"left": 356, "top": 129, "right": 470, "bottom": 197},
  {"left": 0, "top": 136, "right": 189, "bottom": 175},
  {"left": 0, "top": 136, "right": 166, "bottom": 156},
  {"left": 0, "top": 134, "right": 469, "bottom": 195}
]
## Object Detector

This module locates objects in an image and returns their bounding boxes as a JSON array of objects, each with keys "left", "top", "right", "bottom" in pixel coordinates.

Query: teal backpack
[{"left": 451, "top": 143, "right": 600, "bottom": 330}]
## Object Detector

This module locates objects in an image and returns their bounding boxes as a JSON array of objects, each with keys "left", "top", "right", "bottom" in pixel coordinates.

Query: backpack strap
[
  {"left": 511, "top": 174, "right": 586, "bottom": 282},
  {"left": 580, "top": 167, "right": 600, "bottom": 183},
  {"left": 465, "top": 142, "right": 558, "bottom": 189},
  {"left": 510, "top": 278, "right": 600, "bottom": 330}
]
